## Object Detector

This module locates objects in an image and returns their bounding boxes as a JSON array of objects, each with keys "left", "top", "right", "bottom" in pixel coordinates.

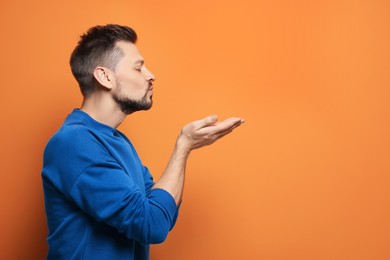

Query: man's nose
[{"left": 145, "top": 68, "right": 156, "bottom": 82}]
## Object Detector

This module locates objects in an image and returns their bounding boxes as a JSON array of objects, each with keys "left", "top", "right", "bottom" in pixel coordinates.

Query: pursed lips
[{"left": 148, "top": 83, "right": 153, "bottom": 92}]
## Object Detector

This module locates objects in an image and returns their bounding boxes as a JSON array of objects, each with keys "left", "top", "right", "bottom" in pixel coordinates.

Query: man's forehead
[{"left": 116, "top": 41, "right": 144, "bottom": 63}]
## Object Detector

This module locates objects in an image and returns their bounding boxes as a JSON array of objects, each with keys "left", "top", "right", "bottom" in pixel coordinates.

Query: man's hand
[
  {"left": 153, "top": 115, "right": 244, "bottom": 204},
  {"left": 177, "top": 115, "right": 245, "bottom": 152}
]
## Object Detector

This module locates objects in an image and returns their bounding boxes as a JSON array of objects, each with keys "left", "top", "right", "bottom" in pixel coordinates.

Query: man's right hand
[
  {"left": 176, "top": 115, "right": 245, "bottom": 153},
  {"left": 153, "top": 115, "right": 244, "bottom": 205}
]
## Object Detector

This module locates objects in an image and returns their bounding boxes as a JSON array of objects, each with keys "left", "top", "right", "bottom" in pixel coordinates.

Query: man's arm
[{"left": 152, "top": 115, "right": 244, "bottom": 205}]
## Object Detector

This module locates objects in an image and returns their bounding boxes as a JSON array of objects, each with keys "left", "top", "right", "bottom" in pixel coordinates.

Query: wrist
[{"left": 175, "top": 135, "right": 192, "bottom": 157}]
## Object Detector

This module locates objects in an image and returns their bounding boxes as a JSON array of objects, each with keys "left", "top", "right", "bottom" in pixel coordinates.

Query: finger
[
  {"left": 219, "top": 117, "right": 245, "bottom": 125},
  {"left": 198, "top": 117, "right": 244, "bottom": 134},
  {"left": 216, "top": 121, "right": 243, "bottom": 137},
  {"left": 191, "top": 115, "right": 218, "bottom": 130},
  {"left": 210, "top": 127, "right": 236, "bottom": 142}
]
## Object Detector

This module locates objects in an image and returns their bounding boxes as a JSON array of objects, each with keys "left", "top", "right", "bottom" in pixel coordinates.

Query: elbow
[
  {"left": 148, "top": 229, "right": 169, "bottom": 244},
  {"left": 122, "top": 205, "right": 172, "bottom": 245},
  {"left": 121, "top": 189, "right": 178, "bottom": 245},
  {"left": 130, "top": 221, "right": 170, "bottom": 245},
  {"left": 145, "top": 191, "right": 177, "bottom": 244},
  {"left": 146, "top": 212, "right": 171, "bottom": 244},
  {"left": 123, "top": 221, "right": 170, "bottom": 245}
]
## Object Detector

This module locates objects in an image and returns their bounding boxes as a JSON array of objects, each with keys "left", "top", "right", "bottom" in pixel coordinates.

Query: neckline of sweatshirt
[{"left": 66, "top": 108, "right": 120, "bottom": 136}]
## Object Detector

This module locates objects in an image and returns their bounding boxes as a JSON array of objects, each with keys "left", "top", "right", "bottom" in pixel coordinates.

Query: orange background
[{"left": 1, "top": 0, "right": 390, "bottom": 259}]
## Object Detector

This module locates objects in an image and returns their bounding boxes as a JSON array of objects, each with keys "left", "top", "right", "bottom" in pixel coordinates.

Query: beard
[{"left": 113, "top": 83, "right": 153, "bottom": 115}]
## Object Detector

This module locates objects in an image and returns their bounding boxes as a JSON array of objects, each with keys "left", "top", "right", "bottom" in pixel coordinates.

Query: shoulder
[
  {"left": 43, "top": 123, "right": 114, "bottom": 177},
  {"left": 45, "top": 124, "right": 105, "bottom": 155},
  {"left": 42, "top": 123, "right": 116, "bottom": 194}
]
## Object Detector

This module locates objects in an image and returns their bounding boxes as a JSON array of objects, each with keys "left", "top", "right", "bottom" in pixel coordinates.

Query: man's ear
[{"left": 93, "top": 67, "right": 114, "bottom": 90}]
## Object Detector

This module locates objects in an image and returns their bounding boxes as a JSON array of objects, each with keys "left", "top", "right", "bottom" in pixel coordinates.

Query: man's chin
[
  {"left": 128, "top": 102, "right": 153, "bottom": 114},
  {"left": 143, "top": 103, "right": 153, "bottom": 111}
]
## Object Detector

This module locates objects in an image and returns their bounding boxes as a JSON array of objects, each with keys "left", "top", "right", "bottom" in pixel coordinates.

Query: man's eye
[{"left": 135, "top": 68, "right": 141, "bottom": 71}]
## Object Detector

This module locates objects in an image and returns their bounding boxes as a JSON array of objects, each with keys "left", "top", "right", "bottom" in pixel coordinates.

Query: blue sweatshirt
[{"left": 42, "top": 109, "right": 179, "bottom": 259}]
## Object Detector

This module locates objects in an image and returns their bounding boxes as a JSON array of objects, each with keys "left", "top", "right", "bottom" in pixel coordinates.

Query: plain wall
[{"left": 1, "top": 0, "right": 389, "bottom": 259}]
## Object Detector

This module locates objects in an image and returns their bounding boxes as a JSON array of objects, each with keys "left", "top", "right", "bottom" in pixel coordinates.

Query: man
[{"left": 42, "top": 24, "right": 244, "bottom": 259}]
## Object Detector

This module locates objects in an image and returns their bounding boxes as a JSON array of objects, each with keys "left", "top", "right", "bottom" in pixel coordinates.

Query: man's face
[{"left": 112, "top": 41, "right": 156, "bottom": 114}]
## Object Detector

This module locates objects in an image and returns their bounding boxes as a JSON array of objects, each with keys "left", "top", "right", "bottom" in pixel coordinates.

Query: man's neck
[{"left": 80, "top": 96, "right": 127, "bottom": 129}]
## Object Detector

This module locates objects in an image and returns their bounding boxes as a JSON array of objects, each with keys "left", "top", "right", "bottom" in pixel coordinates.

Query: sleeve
[
  {"left": 142, "top": 166, "right": 155, "bottom": 196},
  {"left": 142, "top": 165, "right": 180, "bottom": 229},
  {"left": 69, "top": 160, "right": 179, "bottom": 245}
]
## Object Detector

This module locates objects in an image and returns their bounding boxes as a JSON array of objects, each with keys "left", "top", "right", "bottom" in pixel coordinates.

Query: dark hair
[{"left": 70, "top": 24, "right": 137, "bottom": 96}]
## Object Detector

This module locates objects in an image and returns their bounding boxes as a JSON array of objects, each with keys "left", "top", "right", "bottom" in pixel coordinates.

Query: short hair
[{"left": 70, "top": 24, "right": 137, "bottom": 96}]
